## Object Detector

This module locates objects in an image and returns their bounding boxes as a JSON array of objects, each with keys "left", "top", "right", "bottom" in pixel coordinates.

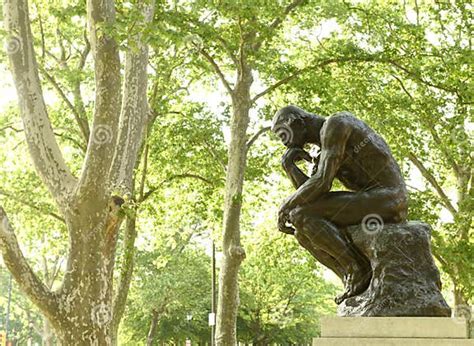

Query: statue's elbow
[
  {"left": 281, "top": 159, "right": 292, "bottom": 171},
  {"left": 319, "top": 180, "right": 332, "bottom": 194}
]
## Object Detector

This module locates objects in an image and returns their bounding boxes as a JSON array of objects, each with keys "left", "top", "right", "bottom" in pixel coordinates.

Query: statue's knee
[
  {"left": 388, "top": 195, "right": 408, "bottom": 223},
  {"left": 289, "top": 207, "right": 306, "bottom": 229}
]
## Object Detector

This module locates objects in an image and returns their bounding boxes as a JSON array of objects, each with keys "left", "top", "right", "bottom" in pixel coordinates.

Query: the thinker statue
[{"left": 273, "top": 105, "right": 408, "bottom": 304}]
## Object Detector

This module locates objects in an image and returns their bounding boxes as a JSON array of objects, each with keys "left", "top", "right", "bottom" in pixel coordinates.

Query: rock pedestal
[{"left": 338, "top": 221, "right": 451, "bottom": 317}]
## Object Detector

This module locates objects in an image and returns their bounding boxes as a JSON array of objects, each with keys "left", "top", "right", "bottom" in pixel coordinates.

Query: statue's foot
[{"left": 335, "top": 263, "right": 371, "bottom": 305}]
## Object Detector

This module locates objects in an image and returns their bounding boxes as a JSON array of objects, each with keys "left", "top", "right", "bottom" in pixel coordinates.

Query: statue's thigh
[{"left": 302, "top": 189, "right": 396, "bottom": 226}]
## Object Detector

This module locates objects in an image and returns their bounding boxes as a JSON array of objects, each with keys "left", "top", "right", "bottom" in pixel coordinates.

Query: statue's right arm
[
  {"left": 282, "top": 161, "right": 309, "bottom": 189},
  {"left": 281, "top": 148, "right": 312, "bottom": 189},
  {"left": 284, "top": 117, "right": 352, "bottom": 208}
]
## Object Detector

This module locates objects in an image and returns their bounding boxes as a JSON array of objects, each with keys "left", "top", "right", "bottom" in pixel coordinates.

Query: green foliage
[
  {"left": 238, "top": 226, "right": 337, "bottom": 344},
  {"left": 0, "top": 267, "right": 43, "bottom": 344},
  {"left": 120, "top": 242, "right": 212, "bottom": 344},
  {"left": 0, "top": 0, "right": 472, "bottom": 343}
]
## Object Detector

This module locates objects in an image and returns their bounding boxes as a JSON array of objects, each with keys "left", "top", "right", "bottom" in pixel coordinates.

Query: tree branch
[
  {"left": 71, "top": 28, "right": 91, "bottom": 141},
  {"left": 49, "top": 256, "right": 64, "bottom": 288},
  {"left": 246, "top": 126, "right": 271, "bottom": 152},
  {"left": 251, "top": 70, "right": 301, "bottom": 103},
  {"left": 408, "top": 152, "right": 457, "bottom": 215},
  {"left": 112, "top": 215, "right": 137, "bottom": 330},
  {"left": 181, "top": 14, "right": 238, "bottom": 67},
  {"left": 0, "top": 189, "right": 65, "bottom": 223},
  {"left": 142, "top": 174, "right": 214, "bottom": 202},
  {"left": 112, "top": 135, "right": 150, "bottom": 329},
  {"left": 251, "top": 57, "right": 359, "bottom": 103},
  {"left": 216, "top": 35, "right": 239, "bottom": 67},
  {"left": 269, "top": 0, "right": 306, "bottom": 32},
  {"left": 109, "top": 2, "right": 155, "bottom": 191},
  {"left": 252, "top": 0, "right": 306, "bottom": 51},
  {"left": 200, "top": 48, "right": 234, "bottom": 95},
  {"left": 39, "top": 66, "right": 90, "bottom": 144},
  {"left": 388, "top": 59, "right": 462, "bottom": 99},
  {"left": 77, "top": 0, "right": 122, "bottom": 198},
  {"left": 392, "top": 75, "right": 462, "bottom": 178},
  {"left": 0, "top": 206, "right": 58, "bottom": 319},
  {"left": 4, "top": 0, "right": 77, "bottom": 205}
]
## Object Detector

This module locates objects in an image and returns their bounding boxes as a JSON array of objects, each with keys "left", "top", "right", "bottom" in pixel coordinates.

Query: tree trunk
[
  {"left": 215, "top": 67, "right": 253, "bottom": 344},
  {"left": 110, "top": 214, "right": 138, "bottom": 345},
  {"left": 1, "top": 0, "right": 154, "bottom": 344},
  {"left": 146, "top": 309, "right": 160, "bottom": 346},
  {"left": 453, "top": 285, "right": 470, "bottom": 317},
  {"left": 42, "top": 319, "right": 54, "bottom": 346}
]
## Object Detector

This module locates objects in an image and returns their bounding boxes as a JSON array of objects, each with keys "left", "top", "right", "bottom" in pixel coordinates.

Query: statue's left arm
[{"left": 283, "top": 118, "right": 352, "bottom": 210}]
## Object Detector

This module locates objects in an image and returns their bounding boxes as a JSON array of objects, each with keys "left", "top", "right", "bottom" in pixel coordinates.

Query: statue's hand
[
  {"left": 278, "top": 201, "right": 295, "bottom": 235},
  {"left": 281, "top": 147, "right": 312, "bottom": 168}
]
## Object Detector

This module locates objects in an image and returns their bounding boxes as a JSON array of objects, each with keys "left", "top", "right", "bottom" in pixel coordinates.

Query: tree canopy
[{"left": 0, "top": 0, "right": 471, "bottom": 344}]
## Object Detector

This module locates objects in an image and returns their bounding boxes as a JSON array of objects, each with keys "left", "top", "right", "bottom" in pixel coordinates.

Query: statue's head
[{"left": 271, "top": 105, "right": 317, "bottom": 148}]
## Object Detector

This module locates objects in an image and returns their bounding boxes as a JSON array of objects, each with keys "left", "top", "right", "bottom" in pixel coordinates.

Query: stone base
[{"left": 313, "top": 317, "right": 473, "bottom": 346}]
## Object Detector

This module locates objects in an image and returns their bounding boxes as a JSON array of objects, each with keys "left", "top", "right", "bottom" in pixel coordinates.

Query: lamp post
[{"left": 210, "top": 241, "right": 216, "bottom": 345}]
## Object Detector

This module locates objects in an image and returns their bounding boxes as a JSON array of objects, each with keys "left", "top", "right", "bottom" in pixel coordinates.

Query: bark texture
[
  {"left": 215, "top": 64, "right": 252, "bottom": 344},
  {"left": 214, "top": 2, "right": 305, "bottom": 343},
  {"left": 1, "top": 0, "right": 154, "bottom": 344}
]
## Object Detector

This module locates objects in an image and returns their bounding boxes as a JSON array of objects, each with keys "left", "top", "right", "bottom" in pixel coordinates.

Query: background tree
[
  {"left": 160, "top": 1, "right": 373, "bottom": 342},
  {"left": 237, "top": 220, "right": 337, "bottom": 344}
]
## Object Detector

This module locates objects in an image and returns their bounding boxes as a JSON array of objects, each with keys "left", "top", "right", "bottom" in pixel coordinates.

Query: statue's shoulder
[
  {"left": 329, "top": 111, "right": 357, "bottom": 121},
  {"left": 326, "top": 111, "right": 359, "bottom": 128}
]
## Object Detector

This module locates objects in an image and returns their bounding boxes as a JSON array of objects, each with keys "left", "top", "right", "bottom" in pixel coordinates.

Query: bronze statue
[{"left": 273, "top": 105, "right": 408, "bottom": 304}]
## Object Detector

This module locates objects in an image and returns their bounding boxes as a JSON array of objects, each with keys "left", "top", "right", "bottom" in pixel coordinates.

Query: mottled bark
[
  {"left": 76, "top": 0, "right": 122, "bottom": 200},
  {"left": 111, "top": 215, "right": 138, "bottom": 344},
  {"left": 42, "top": 318, "right": 54, "bottom": 346},
  {"left": 109, "top": 13, "right": 153, "bottom": 190},
  {"left": 0, "top": 207, "right": 59, "bottom": 321},
  {"left": 1, "top": 0, "right": 154, "bottom": 344},
  {"left": 3, "top": 0, "right": 76, "bottom": 208}
]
